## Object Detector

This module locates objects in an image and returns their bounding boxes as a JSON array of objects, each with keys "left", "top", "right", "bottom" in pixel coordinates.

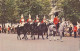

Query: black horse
[
  {"left": 16, "top": 22, "right": 49, "bottom": 40},
  {"left": 37, "top": 23, "right": 48, "bottom": 39},
  {"left": 30, "top": 22, "right": 48, "bottom": 40},
  {"left": 16, "top": 23, "right": 30, "bottom": 40},
  {"left": 30, "top": 22, "right": 38, "bottom": 40}
]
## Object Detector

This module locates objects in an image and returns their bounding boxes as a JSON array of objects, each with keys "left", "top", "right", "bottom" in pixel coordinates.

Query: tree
[
  {"left": 0, "top": 0, "right": 19, "bottom": 24},
  {"left": 56, "top": 0, "right": 80, "bottom": 24},
  {"left": 5, "top": 0, "right": 19, "bottom": 23},
  {"left": 16, "top": 0, "right": 51, "bottom": 20},
  {"left": 0, "top": 0, "right": 51, "bottom": 24}
]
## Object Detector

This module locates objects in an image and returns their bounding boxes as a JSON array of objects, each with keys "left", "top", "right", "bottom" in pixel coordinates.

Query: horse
[
  {"left": 59, "top": 21, "right": 69, "bottom": 42},
  {"left": 37, "top": 23, "right": 44, "bottom": 39},
  {"left": 48, "top": 23, "right": 56, "bottom": 41},
  {"left": 37, "top": 22, "right": 48, "bottom": 39},
  {"left": 16, "top": 23, "right": 30, "bottom": 40},
  {"left": 30, "top": 22, "right": 38, "bottom": 40},
  {"left": 48, "top": 21, "right": 69, "bottom": 42},
  {"left": 16, "top": 25, "right": 24, "bottom": 40},
  {"left": 42, "top": 23, "right": 48, "bottom": 39}
]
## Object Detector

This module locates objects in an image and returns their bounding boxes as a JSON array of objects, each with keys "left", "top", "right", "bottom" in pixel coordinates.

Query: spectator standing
[
  {"left": 8, "top": 25, "right": 10, "bottom": 34},
  {"left": 0, "top": 26, "right": 2, "bottom": 33},
  {"left": 73, "top": 25, "right": 77, "bottom": 38},
  {"left": 78, "top": 26, "right": 80, "bottom": 36},
  {"left": 69, "top": 25, "right": 72, "bottom": 36}
]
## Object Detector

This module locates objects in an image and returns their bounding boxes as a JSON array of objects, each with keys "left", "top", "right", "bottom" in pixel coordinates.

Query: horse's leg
[
  {"left": 17, "top": 34, "right": 19, "bottom": 40},
  {"left": 53, "top": 31, "right": 56, "bottom": 41},
  {"left": 44, "top": 31, "right": 48, "bottom": 39},
  {"left": 49, "top": 35, "right": 52, "bottom": 41},
  {"left": 24, "top": 33, "right": 28, "bottom": 40},
  {"left": 42, "top": 32, "right": 44, "bottom": 40},
  {"left": 49, "top": 32, "right": 52, "bottom": 41},
  {"left": 46, "top": 32, "right": 48, "bottom": 39},
  {"left": 32, "top": 31, "right": 35, "bottom": 40},
  {"left": 44, "top": 32, "right": 45, "bottom": 35},
  {"left": 31, "top": 31, "right": 35, "bottom": 40},
  {"left": 62, "top": 32, "right": 64, "bottom": 37},
  {"left": 48, "top": 29, "right": 52, "bottom": 41},
  {"left": 60, "top": 31, "right": 63, "bottom": 42},
  {"left": 34, "top": 33, "right": 35, "bottom": 40},
  {"left": 57, "top": 29, "right": 59, "bottom": 36},
  {"left": 38, "top": 32, "right": 40, "bottom": 39},
  {"left": 22, "top": 32, "right": 26, "bottom": 39},
  {"left": 17, "top": 34, "right": 21, "bottom": 40},
  {"left": 31, "top": 32, "right": 33, "bottom": 38},
  {"left": 56, "top": 23, "right": 59, "bottom": 35},
  {"left": 31, "top": 32, "right": 33, "bottom": 40},
  {"left": 22, "top": 34, "right": 25, "bottom": 39}
]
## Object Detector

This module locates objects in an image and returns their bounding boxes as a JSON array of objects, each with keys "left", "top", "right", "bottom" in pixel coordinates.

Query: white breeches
[{"left": 20, "top": 22, "right": 25, "bottom": 26}]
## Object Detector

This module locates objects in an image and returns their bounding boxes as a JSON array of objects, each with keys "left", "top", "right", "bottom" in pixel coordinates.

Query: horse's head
[{"left": 62, "top": 21, "right": 69, "bottom": 28}]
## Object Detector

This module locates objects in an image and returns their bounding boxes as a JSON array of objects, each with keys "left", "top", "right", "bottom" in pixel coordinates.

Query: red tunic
[
  {"left": 41, "top": 20, "right": 46, "bottom": 23},
  {"left": 73, "top": 26, "right": 77, "bottom": 32},
  {"left": 0, "top": 27, "right": 1, "bottom": 30},
  {"left": 41, "top": 20, "right": 43, "bottom": 23},
  {"left": 53, "top": 17, "right": 59, "bottom": 25},
  {"left": 20, "top": 18, "right": 25, "bottom": 24},
  {"left": 34, "top": 20, "right": 39, "bottom": 23},
  {"left": 27, "top": 19, "right": 32, "bottom": 22}
]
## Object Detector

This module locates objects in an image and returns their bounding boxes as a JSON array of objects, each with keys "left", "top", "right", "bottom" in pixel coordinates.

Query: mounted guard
[
  {"left": 20, "top": 14, "right": 25, "bottom": 26},
  {"left": 27, "top": 14, "right": 32, "bottom": 24},
  {"left": 41, "top": 15, "right": 47, "bottom": 23}
]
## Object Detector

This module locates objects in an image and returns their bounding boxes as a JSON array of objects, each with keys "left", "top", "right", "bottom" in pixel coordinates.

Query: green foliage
[
  {"left": 56, "top": 0, "right": 80, "bottom": 24},
  {"left": 0, "top": 0, "right": 19, "bottom": 23},
  {"left": 0, "top": 0, "right": 51, "bottom": 23},
  {"left": 15, "top": 0, "right": 51, "bottom": 20}
]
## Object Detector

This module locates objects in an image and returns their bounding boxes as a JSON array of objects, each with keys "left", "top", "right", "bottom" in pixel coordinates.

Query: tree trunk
[{"left": 2, "top": 23, "right": 5, "bottom": 33}]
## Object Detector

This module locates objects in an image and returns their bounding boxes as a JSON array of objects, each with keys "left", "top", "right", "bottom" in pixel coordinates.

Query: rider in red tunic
[
  {"left": 0, "top": 26, "right": 1, "bottom": 33},
  {"left": 27, "top": 19, "right": 32, "bottom": 23},
  {"left": 20, "top": 17, "right": 25, "bottom": 24},
  {"left": 20, "top": 14, "right": 25, "bottom": 24},
  {"left": 73, "top": 25, "right": 77, "bottom": 38},
  {"left": 53, "top": 16, "right": 59, "bottom": 29},
  {"left": 27, "top": 14, "right": 32, "bottom": 23},
  {"left": 34, "top": 15, "right": 39, "bottom": 23},
  {"left": 41, "top": 16, "right": 46, "bottom": 23},
  {"left": 53, "top": 16, "right": 59, "bottom": 25}
]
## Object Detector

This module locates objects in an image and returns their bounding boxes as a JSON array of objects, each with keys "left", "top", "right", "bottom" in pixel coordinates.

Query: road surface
[{"left": 0, "top": 33, "right": 80, "bottom": 51}]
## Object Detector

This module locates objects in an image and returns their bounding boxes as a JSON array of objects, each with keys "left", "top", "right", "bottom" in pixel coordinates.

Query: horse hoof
[
  {"left": 37, "top": 38, "right": 39, "bottom": 39},
  {"left": 27, "top": 38, "right": 28, "bottom": 39},
  {"left": 22, "top": 37, "right": 24, "bottom": 39},
  {"left": 34, "top": 38, "right": 35, "bottom": 40},
  {"left": 20, "top": 38, "right": 21, "bottom": 40}
]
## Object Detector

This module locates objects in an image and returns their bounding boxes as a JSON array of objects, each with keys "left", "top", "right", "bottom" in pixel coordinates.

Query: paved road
[{"left": 0, "top": 33, "right": 80, "bottom": 51}]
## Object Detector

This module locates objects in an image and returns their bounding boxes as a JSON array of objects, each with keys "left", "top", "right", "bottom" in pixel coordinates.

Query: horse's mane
[{"left": 60, "top": 21, "right": 66, "bottom": 27}]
